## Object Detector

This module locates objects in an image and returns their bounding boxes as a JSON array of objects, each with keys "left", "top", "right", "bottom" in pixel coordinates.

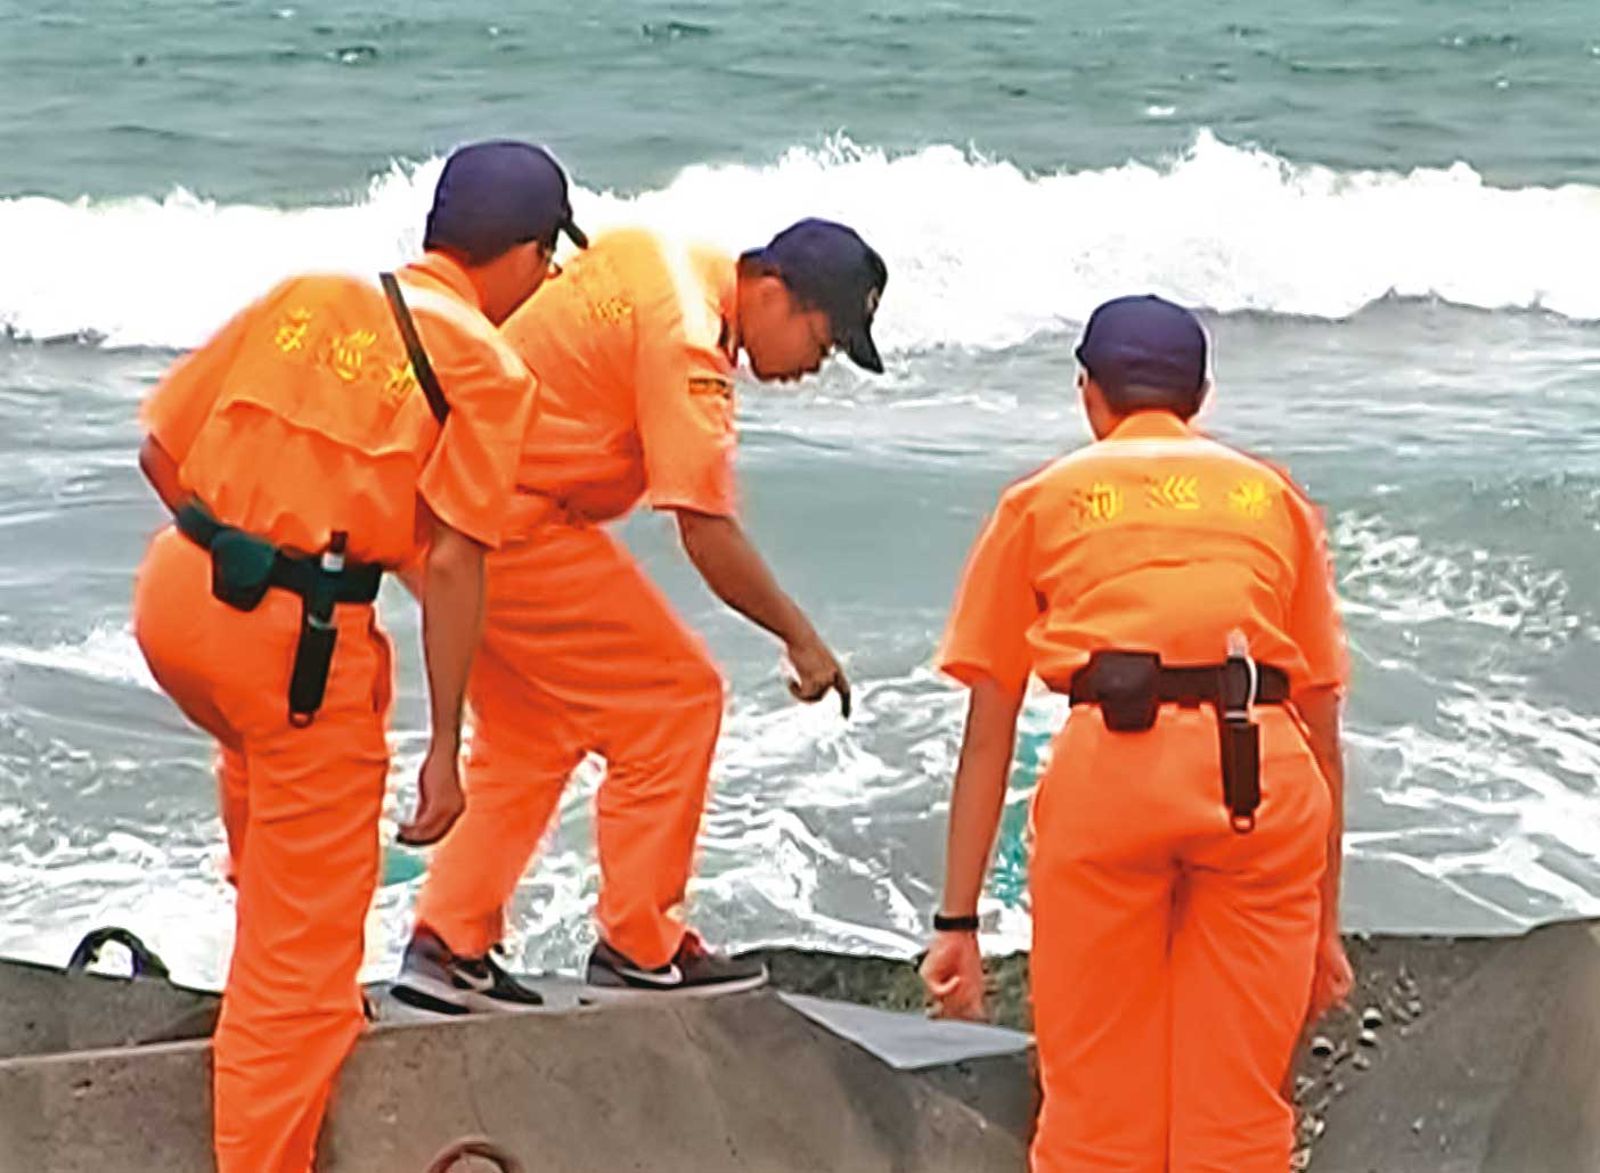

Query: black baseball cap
[
  {"left": 1074, "top": 295, "right": 1209, "bottom": 395},
  {"left": 744, "top": 219, "right": 887, "bottom": 373},
  {"left": 424, "top": 140, "right": 588, "bottom": 262}
]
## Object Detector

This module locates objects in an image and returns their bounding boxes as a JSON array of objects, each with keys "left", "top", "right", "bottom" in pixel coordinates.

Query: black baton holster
[
  {"left": 1216, "top": 656, "right": 1262, "bottom": 834},
  {"left": 288, "top": 531, "right": 348, "bottom": 728}
]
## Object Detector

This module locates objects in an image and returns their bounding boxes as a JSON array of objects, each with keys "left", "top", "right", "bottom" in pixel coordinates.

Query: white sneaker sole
[
  {"left": 391, "top": 970, "right": 545, "bottom": 1015},
  {"left": 579, "top": 971, "right": 769, "bottom": 1002}
]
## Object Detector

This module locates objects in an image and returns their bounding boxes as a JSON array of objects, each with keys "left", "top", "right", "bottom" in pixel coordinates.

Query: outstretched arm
[
  {"left": 921, "top": 675, "right": 1024, "bottom": 1020},
  {"left": 675, "top": 508, "right": 851, "bottom": 717},
  {"left": 398, "top": 516, "right": 487, "bottom": 846},
  {"left": 1296, "top": 684, "right": 1351, "bottom": 1021}
]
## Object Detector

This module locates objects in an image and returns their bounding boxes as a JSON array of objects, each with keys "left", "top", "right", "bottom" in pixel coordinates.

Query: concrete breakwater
[{"left": 3, "top": 919, "right": 1597, "bottom": 1171}]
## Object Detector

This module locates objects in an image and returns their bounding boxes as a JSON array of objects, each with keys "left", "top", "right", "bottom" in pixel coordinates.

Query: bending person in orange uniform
[
  {"left": 133, "top": 141, "right": 585, "bottom": 1173},
  {"left": 920, "top": 296, "right": 1351, "bottom": 1172},
  {"left": 395, "top": 220, "right": 887, "bottom": 1006}
]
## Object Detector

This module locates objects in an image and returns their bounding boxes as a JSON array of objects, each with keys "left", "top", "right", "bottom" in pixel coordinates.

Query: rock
[
  {"left": 1310, "top": 1035, "right": 1335, "bottom": 1059},
  {"left": 1358, "top": 1029, "right": 1380, "bottom": 1048},
  {"left": 1361, "top": 1006, "right": 1385, "bottom": 1030}
]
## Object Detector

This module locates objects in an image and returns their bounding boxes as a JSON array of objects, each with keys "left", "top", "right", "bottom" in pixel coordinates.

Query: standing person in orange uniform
[
  {"left": 919, "top": 295, "right": 1352, "bottom": 1172},
  {"left": 393, "top": 220, "right": 887, "bottom": 1007},
  {"left": 132, "top": 140, "right": 585, "bottom": 1173}
]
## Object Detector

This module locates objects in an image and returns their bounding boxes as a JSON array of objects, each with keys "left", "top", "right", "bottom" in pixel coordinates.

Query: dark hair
[{"left": 1093, "top": 376, "right": 1205, "bottom": 420}]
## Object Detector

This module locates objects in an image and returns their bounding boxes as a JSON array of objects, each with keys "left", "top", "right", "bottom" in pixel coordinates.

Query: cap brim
[
  {"left": 842, "top": 327, "right": 884, "bottom": 374},
  {"left": 562, "top": 217, "right": 589, "bottom": 250}
]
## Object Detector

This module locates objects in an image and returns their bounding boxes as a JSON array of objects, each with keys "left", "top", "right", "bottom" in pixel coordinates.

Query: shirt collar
[
  {"left": 1105, "top": 410, "right": 1194, "bottom": 442},
  {"left": 404, "top": 251, "right": 483, "bottom": 311}
]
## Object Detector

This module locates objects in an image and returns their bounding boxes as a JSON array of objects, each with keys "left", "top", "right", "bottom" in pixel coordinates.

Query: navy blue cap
[
  {"left": 1074, "top": 295, "right": 1209, "bottom": 396},
  {"left": 745, "top": 219, "right": 887, "bottom": 373},
  {"left": 424, "top": 140, "right": 587, "bottom": 262}
]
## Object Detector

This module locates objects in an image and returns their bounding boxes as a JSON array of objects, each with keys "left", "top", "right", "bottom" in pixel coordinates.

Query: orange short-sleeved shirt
[
  {"left": 499, "top": 227, "right": 739, "bottom": 526},
  {"left": 140, "top": 253, "right": 535, "bottom": 564},
  {"left": 938, "top": 411, "right": 1349, "bottom": 697}
]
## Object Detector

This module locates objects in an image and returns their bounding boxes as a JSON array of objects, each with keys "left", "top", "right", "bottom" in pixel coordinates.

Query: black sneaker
[
  {"left": 585, "top": 931, "right": 768, "bottom": 997},
  {"left": 390, "top": 926, "right": 545, "bottom": 1014}
]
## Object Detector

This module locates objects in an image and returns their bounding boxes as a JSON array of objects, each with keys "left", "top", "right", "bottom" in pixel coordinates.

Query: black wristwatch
[{"left": 933, "top": 912, "right": 980, "bottom": 933}]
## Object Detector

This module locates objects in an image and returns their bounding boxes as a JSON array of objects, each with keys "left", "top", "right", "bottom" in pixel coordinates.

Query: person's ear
[{"left": 749, "top": 273, "right": 790, "bottom": 315}]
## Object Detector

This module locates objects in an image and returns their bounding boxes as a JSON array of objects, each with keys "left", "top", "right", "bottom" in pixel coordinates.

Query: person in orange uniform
[
  {"left": 920, "top": 296, "right": 1352, "bottom": 1172},
  {"left": 393, "top": 220, "right": 888, "bottom": 1006},
  {"left": 132, "top": 141, "right": 586, "bottom": 1173}
]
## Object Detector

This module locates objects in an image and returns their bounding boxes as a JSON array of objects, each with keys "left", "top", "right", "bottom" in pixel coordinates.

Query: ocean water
[{"left": 3, "top": 0, "right": 1600, "bottom": 988}]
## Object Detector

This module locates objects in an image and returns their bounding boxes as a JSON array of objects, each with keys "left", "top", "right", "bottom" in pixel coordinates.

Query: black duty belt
[
  {"left": 175, "top": 503, "right": 381, "bottom": 606},
  {"left": 1067, "top": 650, "right": 1291, "bottom": 834},
  {"left": 174, "top": 501, "right": 383, "bottom": 726},
  {"left": 1068, "top": 654, "right": 1289, "bottom": 713}
]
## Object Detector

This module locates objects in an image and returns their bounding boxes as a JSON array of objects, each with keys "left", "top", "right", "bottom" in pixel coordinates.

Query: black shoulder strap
[{"left": 379, "top": 271, "right": 450, "bottom": 424}]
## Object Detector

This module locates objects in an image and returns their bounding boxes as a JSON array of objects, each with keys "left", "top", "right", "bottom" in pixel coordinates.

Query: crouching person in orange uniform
[
  {"left": 132, "top": 141, "right": 585, "bottom": 1173},
  {"left": 920, "top": 296, "right": 1352, "bottom": 1172},
  {"left": 393, "top": 220, "right": 888, "bottom": 1007}
]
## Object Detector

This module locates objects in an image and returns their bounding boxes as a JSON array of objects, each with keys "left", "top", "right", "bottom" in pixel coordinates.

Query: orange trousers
[
  {"left": 416, "top": 516, "right": 723, "bottom": 968},
  {"left": 134, "top": 528, "right": 391, "bottom": 1173},
  {"left": 1029, "top": 705, "right": 1330, "bottom": 1173}
]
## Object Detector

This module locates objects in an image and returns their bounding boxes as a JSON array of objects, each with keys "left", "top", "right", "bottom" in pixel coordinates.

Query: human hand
[
  {"left": 397, "top": 740, "right": 465, "bottom": 846},
  {"left": 1308, "top": 927, "right": 1354, "bottom": 1025},
  {"left": 919, "top": 930, "right": 987, "bottom": 1021},
  {"left": 784, "top": 634, "right": 852, "bottom": 719}
]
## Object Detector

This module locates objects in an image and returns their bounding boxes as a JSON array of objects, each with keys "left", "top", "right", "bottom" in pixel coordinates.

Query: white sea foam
[
  {"left": 0, "top": 623, "right": 157, "bottom": 690},
  {"left": 5, "top": 132, "right": 1599, "bottom": 353}
]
